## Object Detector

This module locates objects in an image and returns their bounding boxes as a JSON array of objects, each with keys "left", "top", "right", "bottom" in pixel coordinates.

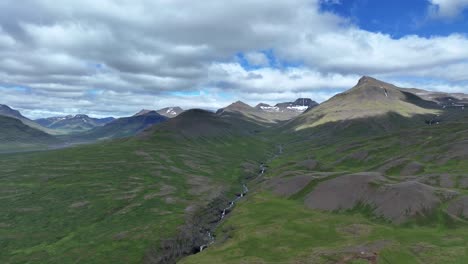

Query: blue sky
[
  {"left": 321, "top": 0, "right": 468, "bottom": 37},
  {"left": 1, "top": 0, "right": 468, "bottom": 118}
]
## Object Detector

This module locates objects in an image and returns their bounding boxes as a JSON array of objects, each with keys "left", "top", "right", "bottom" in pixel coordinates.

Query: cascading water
[{"left": 198, "top": 183, "right": 249, "bottom": 253}]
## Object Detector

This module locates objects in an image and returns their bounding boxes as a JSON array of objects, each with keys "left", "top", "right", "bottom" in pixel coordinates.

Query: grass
[
  {"left": 0, "top": 132, "right": 271, "bottom": 264},
  {"left": 181, "top": 192, "right": 468, "bottom": 264}
]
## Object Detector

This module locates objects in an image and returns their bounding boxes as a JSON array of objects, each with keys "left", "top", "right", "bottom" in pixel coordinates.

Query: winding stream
[
  {"left": 197, "top": 145, "right": 281, "bottom": 253},
  {"left": 198, "top": 183, "right": 249, "bottom": 252}
]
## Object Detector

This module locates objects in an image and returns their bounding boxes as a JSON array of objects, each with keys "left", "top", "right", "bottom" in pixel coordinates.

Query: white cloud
[
  {"left": 428, "top": 0, "right": 468, "bottom": 18},
  {"left": 0, "top": 0, "right": 467, "bottom": 118}
]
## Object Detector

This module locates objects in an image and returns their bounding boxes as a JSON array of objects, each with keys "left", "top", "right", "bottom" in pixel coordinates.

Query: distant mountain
[
  {"left": 216, "top": 98, "right": 318, "bottom": 124},
  {"left": 76, "top": 111, "right": 168, "bottom": 141},
  {"left": 289, "top": 76, "right": 439, "bottom": 131},
  {"left": 0, "top": 104, "right": 57, "bottom": 134},
  {"left": 157, "top": 107, "right": 184, "bottom": 117},
  {"left": 134, "top": 107, "right": 184, "bottom": 118},
  {"left": 0, "top": 115, "right": 58, "bottom": 152},
  {"left": 399, "top": 88, "right": 468, "bottom": 109},
  {"left": 35, "top": 114, "right": 115, "bottom": 132},
  {"left": 0, "top": 104, "right": 24, "bottom": 119},
  {"left": 143, "top": 108, "right": 266, "bottom": 139},
  {"left": 256, "top": 98, "right": 318, "bottom": 113}
]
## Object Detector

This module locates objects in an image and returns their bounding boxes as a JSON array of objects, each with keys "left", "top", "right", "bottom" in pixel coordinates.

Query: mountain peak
[
  {"left": 0, "top": 104, "right": 24, "bottom": 119},
  {"left": 134, "top": 109, "right": 154, "bottom": 116},
  {"left": 156, "top": 107, "right": 184, "bottom": 118}
]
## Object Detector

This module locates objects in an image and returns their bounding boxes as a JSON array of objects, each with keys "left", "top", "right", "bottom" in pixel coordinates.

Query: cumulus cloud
[
  {"left": 0, "top": 0, "right": 467, "bottom": 118},
  {"left": 428, "top": 0, "right": 468, "bottom": 18}
]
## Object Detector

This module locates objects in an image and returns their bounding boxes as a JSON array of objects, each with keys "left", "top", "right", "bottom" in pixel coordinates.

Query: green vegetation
[
  {"left": 0, "top": 131, "right": 271, "bottom": 263},
  {"left": 181, "top": 193, "right": 468, "bottom": 264},
  {"left": 0, "top": 116, "right": 58, "bottom": 153}
]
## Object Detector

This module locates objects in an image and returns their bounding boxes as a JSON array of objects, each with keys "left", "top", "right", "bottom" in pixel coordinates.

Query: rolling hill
[{"left": 0, "top": 115, "right": 59, "bottom": 152}]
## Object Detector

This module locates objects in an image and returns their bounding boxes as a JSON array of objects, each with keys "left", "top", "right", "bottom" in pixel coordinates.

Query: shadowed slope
[
  {"left": 0, "top": 115, "right": 58, "bottom": 152},
  {"left": 143, "top": 108, "right": 265, "bottom": 138}
]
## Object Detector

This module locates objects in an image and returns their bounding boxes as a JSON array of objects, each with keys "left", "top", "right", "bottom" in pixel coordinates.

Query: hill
[
  {"left": 0, "top": 115, "right": 59, "bottom": 152},
  {"left": 0, "top": 107, "right": 270, "bottom": 264},
  {"left": 35, "top": 114, "right": 115, "bottom": 133},
  {"left": 0, "top": 104, "right": 57, "bottom": 134},
  {"left": 144, "top": 108, "right": 266, "bottom": 139}
]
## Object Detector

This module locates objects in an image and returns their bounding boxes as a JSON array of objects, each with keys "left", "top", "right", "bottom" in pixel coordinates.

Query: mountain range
[
  {"left": 1, "top": 77, "right": 468, "bottom": 263},
  {"left": 35, "top": 114, "right": 115, "bottom": 132}
]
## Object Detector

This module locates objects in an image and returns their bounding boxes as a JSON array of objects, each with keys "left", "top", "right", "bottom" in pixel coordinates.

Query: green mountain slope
[
  {"left": 0, "top": 104, "right": 59, "bottom": 135},
  {"left": 0, "top": 115, "right": 58, "bottom": 152},
  {"left": 290, "top": 76, "right": 440, "bottom": 131},
  {"left": 0, "top": 109, "right": 272, "bottom": 264},
  {"left": 2, "top": 77, "right": 468, "bottom": 264},
  {"left": 182, "top": 78, "right": 468, "bottom": 264}
]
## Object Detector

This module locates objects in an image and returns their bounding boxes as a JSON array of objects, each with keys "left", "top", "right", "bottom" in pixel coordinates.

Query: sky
[{"left": 1, "top": 0, "right": 468, "bottom": 118}]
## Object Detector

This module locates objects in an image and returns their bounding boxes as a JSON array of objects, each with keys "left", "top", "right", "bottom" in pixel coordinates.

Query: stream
[
  {"left": 198, "top": 183, "right": 250, "bottom": 252},
  {"left": 197, "top": 153, "right": 273, "bottom": 253}
]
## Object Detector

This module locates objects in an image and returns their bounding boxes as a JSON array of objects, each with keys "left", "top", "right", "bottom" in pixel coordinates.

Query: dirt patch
[
  {"left": 337, "top": 224, "right": 372, "bottom": 237},
  {"left": 410, "top": 242, "right": 437, "bottom": 256},
  {"left": 440, "top": 174, "right": 455, "bottom": 188},
  {"left": 169, "top": 166, "right": 185, "bottom": 174},
  {"left": 114, "top": 194, "right": 137, "bottom": 200},
  {"left": 144, "top": 184, "right": 176, "bottom": 200},
  {"left": 312, "top": 240, "right": 392, "bottom": 264},
  {"left": 401, "top": 161, "right": 424, "bottom": 175},
  {"left": 69, "top": 201, "right": 90, "bottom": 208},
  {"left": 267, "top": 175, "right": 315, "bottom": 197},
  {"left": 437, "top": 140, "right": 468, "bottom": 165},
  {"left": 297, "top": 159, "right": 318, "bottom": 170},
  {"left": 377, "top": 158, "right": 408, "bottom": 174},
  {"left": 187, "top": 175, "right": 219, "bottom": 197},
  {"left": 348, "top": 150, "right": 369, "bottom": 161},
  {"left": 459, "top": 176, "right": 468, "bottom": 189},
  {"left": 305, "top": 173, "right": 442, "bottom": 223},
  {"left": 0, "top": 223, "right": 11, "bottom": 228},
  {"left": 164, "top": 197, "right": 177, "bottom": 204},
  {"left": 336, "top": 142, "right": 365, "bottom": 153},
  {"left": 15, "top": 207, "right": 43, "bottom": 213},
  {"left": 113, "top": 231, "right": 129, "bottom": 240},
  {"left": 135, "top": 150, "right": 154, "bottom": 161},
  {"left": 116, "top": 203, "right": 141, "bottom": 215},
  {"left": 446, "top": 195, "right": 468, "bottom": 218}
]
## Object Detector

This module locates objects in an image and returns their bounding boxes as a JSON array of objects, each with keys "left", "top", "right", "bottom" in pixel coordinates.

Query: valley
[{"left": 1, "top": 77, "right": 468, "bottom": 264}]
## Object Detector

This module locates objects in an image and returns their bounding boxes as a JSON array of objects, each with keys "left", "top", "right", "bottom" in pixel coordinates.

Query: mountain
[
  {"left": 0, "top": 104, "right": 24, "bottom": 119},
  {"left": 35, "top": 114, "right": 115, "bottom": 132},
  {"left": 217, "top": 100, "right": 316, "bottom": 124},
  {"left": 76, "top": 111, "right": 168, "bottom": 141},
  {"left": 0, "top": 115, "right": 58, "bottom": 152},
  {"left": 0, "top": 104, "right": 58, "bottom": 135},
  {"left": 157, "top": 107, "right": 184, "bottom": 117},
  {"left": 261, "top": 98, "right": 318, "bottom": 112},
  {"left": 290, "top": 76, "right": 440, "bottom": 131},
  {"left": 144, "top": 108, "right": 265, "bottom": 139},
  {"left": 399, "top": 87, "right": 468, "bottom": 108},
  {"left": 134, "top": 107, "right": 184, "bottom": 118}
]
